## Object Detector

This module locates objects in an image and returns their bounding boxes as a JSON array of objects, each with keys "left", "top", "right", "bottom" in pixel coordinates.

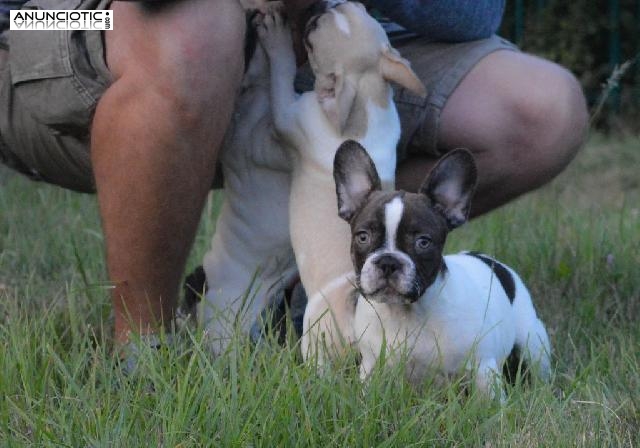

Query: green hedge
[{"left": 500, "top": 0, "right": 639, "bottom": 130}]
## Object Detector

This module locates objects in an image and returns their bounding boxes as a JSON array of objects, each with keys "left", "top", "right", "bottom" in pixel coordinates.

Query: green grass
[{"left": 1, "top": 135, "right": 638, "bottom": 446}]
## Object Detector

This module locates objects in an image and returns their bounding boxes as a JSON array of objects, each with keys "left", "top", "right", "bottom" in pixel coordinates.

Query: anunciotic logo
[{"left": 10, "top": 10, "right": 113, "bottom": 30}]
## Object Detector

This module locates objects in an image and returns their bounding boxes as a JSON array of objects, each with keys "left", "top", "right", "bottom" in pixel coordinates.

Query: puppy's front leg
[
  {"left": 257, "top": 9, "right": 303, "bottom": 147},
  {"left": 359, "top": 352, "right": 376, "bottom": 382},
  {"left": 474, "top": 358, "right": 506, "bottom": 403}
]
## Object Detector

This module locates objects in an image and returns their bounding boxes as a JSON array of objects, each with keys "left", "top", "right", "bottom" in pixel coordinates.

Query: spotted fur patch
[{"left": 466, "top": 252, "right": 516, "bottom": 303}]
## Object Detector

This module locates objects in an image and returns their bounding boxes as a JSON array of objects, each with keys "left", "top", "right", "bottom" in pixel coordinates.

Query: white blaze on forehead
[
  {"left": 331, "top": 10, "right": 351, "bottom": 36},
  {"left": 384, "top": 196, "right": 404, "bottom": 251}
]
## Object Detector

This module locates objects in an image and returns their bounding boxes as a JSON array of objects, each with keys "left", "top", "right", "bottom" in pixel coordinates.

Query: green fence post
[
  {"left": 609, "top": 0, "right": 621, "bottom": 113},
  {"left": 636, "top": 0, "right": 640, "bottom": 107},
  {"left": 515, "top": 0, "right": 525, "bottom": 45}
]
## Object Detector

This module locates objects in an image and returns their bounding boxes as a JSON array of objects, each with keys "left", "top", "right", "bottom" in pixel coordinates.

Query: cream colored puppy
[{"left": 258, "top": 1, "right": 426, "bottom": 367}]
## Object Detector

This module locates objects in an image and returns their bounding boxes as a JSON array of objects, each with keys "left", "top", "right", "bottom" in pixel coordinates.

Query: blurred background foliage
[{"left": 499, "top": 0, "right": 639, "bottom": 132}]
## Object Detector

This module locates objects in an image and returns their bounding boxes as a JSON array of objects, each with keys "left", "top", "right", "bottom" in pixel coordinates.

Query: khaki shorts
[
  {"left": 0, "top": 1, "right": 515, "bottom": 192},
  {"left": 0, "top": 0, "right": 111, "bottom": 192}
]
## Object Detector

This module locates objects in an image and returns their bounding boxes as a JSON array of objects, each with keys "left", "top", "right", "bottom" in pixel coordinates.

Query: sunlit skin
[{"left": 98, "top": 0, "right": 245, "bottom": 344}]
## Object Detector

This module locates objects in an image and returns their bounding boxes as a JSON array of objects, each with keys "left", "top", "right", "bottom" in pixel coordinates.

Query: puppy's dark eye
[
  {"left": 355, "top": 231, "right": 370, "bottom": 246},
  {"left": 415, "top": 236, "right": 432, "bottom": 251}
]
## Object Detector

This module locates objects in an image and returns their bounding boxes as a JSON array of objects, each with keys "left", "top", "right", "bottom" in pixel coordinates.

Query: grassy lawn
[{"left": 0, "top": 134, "right": 638, "bottom": 446}]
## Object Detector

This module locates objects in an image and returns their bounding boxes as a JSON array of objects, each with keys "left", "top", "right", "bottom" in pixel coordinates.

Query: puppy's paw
[
  {"left": 238, "top": 0, "right": 267, "bottom": 14},
  {"left": 257, "top": 5, "right": 295, "bottom": 65},
  {"left": 265, "top": 0, "right": 284, "bottom": 15}
]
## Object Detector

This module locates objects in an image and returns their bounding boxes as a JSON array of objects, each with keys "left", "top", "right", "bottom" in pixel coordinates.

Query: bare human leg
[
  {"left": 92, "top": 0, "right": 245, "bottom": 345},
  {"left": 396, "top": 51, "right": 588, "bottom": 217}
]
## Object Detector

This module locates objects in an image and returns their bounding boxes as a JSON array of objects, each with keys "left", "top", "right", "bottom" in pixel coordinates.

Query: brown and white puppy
[
  {"left": 258, "top": 1, "right": 426, "bottom": 366},
  {"left": 334, "top": 140, "right": 551, "bottom": 399},
  {"left": 200, "top": 4, "right": 297, "bottom": 355}
]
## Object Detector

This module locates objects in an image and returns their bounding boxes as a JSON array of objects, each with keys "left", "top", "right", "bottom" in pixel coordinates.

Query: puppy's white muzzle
[{"left": 359, "top": 250, "right": 417, "bottom": 303}]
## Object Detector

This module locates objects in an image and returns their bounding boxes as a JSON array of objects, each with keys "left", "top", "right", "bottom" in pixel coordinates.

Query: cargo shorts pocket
[{"left": 8, "top": 0, "right": 97, "bottom": 135}]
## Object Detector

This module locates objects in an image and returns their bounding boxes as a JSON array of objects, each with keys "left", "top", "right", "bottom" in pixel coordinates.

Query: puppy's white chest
[
  {"left": 355, "top": 260, "right": 518, "bottom": 380},
  {"left": 355, "top": 299, "right": 453, "bottom": 375}
]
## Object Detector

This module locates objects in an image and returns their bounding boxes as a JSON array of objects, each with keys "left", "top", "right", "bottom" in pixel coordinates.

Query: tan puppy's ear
[
  {"left": 379, "top": 46, "right": 427, "bottom": 98},
  {"left": 315, "top": 71, "right": 357, "bottom": 134}
]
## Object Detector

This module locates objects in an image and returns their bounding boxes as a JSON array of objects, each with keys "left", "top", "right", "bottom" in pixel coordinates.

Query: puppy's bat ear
[
  {"left": 333, "top": 140, "right": 381, "bottom": 221},
  {"left": 420, "top": 148, "right": 478, "bottom": 229},
  {"left": 315, "top": 70, "right": 357, "bottom": 135},
  {"left": 379, "top": 46, "right": 426, "bottom": 98}
]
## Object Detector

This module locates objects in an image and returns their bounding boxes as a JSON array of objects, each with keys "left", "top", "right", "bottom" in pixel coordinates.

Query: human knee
[
  {"left": 506, "top": 62, "right": 588, "bottom": 177},
  {"left": 106, "top": 0, "right": 246, "bottom": 122},
  {"left": 156, "top": 0, "right": 246, "bottom": 90}
]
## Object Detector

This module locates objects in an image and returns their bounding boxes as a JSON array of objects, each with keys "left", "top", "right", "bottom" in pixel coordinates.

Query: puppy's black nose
[{"left": 376, "top": 255, "right": 401, "bottom": 277}]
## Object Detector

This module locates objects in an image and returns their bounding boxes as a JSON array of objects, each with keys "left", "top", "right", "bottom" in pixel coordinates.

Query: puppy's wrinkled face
[
  {"left": 350, "top": 192, "right": 449, "bottom": 304},
  {"left": 333, "top": 140, "right": 477, "bottom": 304},
  {"left": 304, "top": 1, "right": 388, "bottom": 77},
  {"left": 301, "top": 2, "right": 425, "bottom": 134}
]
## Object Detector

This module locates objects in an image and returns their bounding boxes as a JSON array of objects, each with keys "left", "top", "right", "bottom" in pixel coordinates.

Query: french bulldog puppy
[
  {"left": 333, "top": 140, "right": 551, "bottom": 399},
  {"left": 257, "top": 1, "right": 426, "bottom": 366},
  {"left": 200, "top": 4, "right": 297, "bottom": 355}
]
